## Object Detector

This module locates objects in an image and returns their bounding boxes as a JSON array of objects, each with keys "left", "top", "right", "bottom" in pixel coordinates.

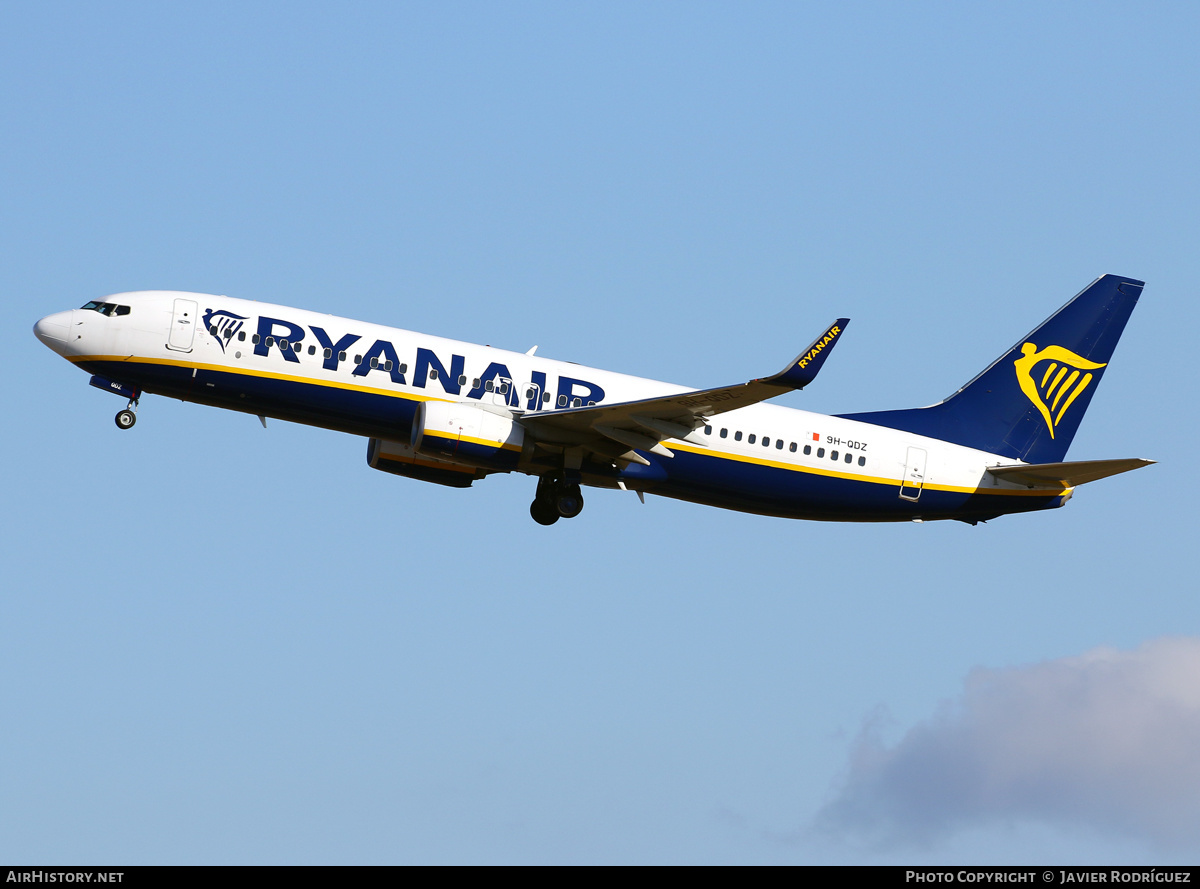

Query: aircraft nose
[{"left": 33, "top": 311, "right": 72, "bottom": 354}]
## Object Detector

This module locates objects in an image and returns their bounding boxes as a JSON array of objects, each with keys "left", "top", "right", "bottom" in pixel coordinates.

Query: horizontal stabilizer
[{"left": 986, "top": 457, "right": 1154, "bottom": 488}]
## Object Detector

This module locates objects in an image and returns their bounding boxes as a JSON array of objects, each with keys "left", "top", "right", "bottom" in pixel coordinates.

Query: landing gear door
[
  {"left": 167, "top": 298, "right": 198, "bottom": 352},
  {"left": 899, "top": 446, "right": 927, "bottom": 501}
]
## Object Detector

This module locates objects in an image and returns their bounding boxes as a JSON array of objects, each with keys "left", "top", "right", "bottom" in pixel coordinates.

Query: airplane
[{"left": 33, "top": 274, "right": 1152, "bottom": 526}]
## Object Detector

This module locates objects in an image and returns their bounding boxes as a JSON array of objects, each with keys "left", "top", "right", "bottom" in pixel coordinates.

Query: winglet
[{"left": 764, "top": 318, "right": 850, "bottom": 390}]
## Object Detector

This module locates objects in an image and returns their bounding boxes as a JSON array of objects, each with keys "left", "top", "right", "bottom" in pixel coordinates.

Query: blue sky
[{"left": 3, "top": 2, "right": 1197, "bottom": 864}]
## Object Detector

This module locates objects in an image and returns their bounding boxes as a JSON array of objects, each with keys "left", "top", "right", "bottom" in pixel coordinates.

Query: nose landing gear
[
  {"left": 530, "top": 473, "right": 585, "bottom": 525},
  {"left": 114, "top": 391, "right": 141, "bottom": 430}
]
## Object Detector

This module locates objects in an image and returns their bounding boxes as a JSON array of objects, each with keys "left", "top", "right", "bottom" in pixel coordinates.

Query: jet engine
[
  {"left": 410, "top": 400, "right": 524, "bottom": 471},
  {"left": 366, "top": 436, "right": 486, "bottom": 488}
]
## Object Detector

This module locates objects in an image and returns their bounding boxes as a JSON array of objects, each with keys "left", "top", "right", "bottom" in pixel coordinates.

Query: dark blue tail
[{"left": 837, "top": 274, "right": 1144, "bottom": 463}]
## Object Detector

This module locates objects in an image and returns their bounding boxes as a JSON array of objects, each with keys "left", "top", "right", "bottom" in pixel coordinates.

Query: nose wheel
[
  {"left": 114, "top": 392, "right": 141, "bottom": 430},
  {"left": 530, "top": 474, "right": 585, "bottom": 525}
]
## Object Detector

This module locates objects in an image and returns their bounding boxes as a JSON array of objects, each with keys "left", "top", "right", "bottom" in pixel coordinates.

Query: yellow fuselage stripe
[{"left": 77, "top": 354, "right": 1064, "bottom": 497}]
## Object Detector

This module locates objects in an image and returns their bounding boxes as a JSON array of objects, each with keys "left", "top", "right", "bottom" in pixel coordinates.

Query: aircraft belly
[
  {"left": 77, "top": 359, "right": 422, "bottom": 441},
  {"left": 644, "top": 448, "right": 1061, "bottom": 522},
  {"left": 72, "top": 359, "right": 1068, "bottom": 522}
]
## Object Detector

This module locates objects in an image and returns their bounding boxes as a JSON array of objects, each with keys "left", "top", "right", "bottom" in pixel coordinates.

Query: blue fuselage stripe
[{"left": 81, "top": 358, "right": 1061, "bottom": 523}]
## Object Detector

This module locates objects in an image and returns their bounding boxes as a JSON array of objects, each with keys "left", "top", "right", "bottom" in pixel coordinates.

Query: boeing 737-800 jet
[{"left": 34, "top": 274, "right": 1151, "bottom": 525}]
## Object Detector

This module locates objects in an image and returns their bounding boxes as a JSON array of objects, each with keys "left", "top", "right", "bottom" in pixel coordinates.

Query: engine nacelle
[
  {"left": 411, "top": 401, "right": 524, "bottom": 471},
  {"left": 367, "top": 437, "right": 486, "bottom": 488}
]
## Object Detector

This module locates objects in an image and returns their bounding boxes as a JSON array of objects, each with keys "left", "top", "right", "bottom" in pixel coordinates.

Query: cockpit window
[{"left": 80, "top": 301, "right": 130, "bottom": 317}]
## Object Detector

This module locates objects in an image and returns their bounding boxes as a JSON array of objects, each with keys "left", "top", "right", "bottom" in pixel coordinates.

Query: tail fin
[{"left": 837, "top": 274, "right": 1144, "bottom": 463}]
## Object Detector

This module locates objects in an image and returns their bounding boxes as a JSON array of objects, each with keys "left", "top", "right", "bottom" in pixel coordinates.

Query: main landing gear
[
  {"left": 530, "top": 473, "right": 585, "bottom": 526},
  {"left": 114, "top": 392, "right": 141, "bottom": 430}
]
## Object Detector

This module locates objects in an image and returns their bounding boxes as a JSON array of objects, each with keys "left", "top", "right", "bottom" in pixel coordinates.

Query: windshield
[{"left": 80, "top": 301, "right": 131, "bottom": 317}]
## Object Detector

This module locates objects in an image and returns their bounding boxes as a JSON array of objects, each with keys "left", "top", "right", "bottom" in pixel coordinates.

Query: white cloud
[{"left": 816, "top": 637, "right": 1200, "bottom": 850}]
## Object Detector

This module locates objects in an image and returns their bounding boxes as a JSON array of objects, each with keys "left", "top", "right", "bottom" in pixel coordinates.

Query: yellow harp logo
[{"left": 1013, "top": 343, "right": 1106, "bottom": 438}]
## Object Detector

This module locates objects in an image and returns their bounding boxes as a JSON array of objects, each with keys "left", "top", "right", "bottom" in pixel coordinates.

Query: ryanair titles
[
  {"left": 796, "top": 325, "right": 842, "bottom": 369},
  {"left": 207, "top": 311, "right": 606, "bottom": 411}
]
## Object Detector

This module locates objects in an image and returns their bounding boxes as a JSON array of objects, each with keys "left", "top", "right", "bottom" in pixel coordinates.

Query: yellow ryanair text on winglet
[{"left": 796, "top": 325, "right": 842, "bottom": 369}]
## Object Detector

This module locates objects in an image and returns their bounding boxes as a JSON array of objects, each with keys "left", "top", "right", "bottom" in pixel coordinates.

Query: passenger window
[
  {"left": 789, "top": 442, "right": 797, "bottom": 452},
  {"left": 459, "top": 375, "right": 468, "bottom": 386},
  {"left": 338, "top": 351, "right": 346, "bottom": 362},
  {"left": 499, "top": 382, "right": 508, "bottom": 394},
  {"left": 858, "top": 456, "right": 866, "bottom": 466},
  {"left": 430, "top": 369, "right": 438, "bottom": 380},
  {"left": 845, "top": 453, "right": 852, "bottom": 463},
  {"left": 370, "top": 357, "right": 379, "bottom": 369},
  {"left": 776, "top": 440, "right": 784, "bottom": 449},
  {"left": 831, "top": 450, "right": 838, "bottom": 460},
  {"left": 485, "top": 380, "right": 494, "bottom": 392},
  {"left": 748, "top": 434, "right": 756, "bottom": 444},
  {"left": 526, "top": 388, "right": 536, "bottom": 400},
  {"left": 588, "top": 400, "right": 596, "bottom": 406},
  {"left": 572, "top": 398, "right": 582, "bottom": 407},
  {"left": 763, "top": 437, "right": 771, "bottom": 447},
  {"left": 252, "top": 334, "right": 260, "bottom": 344},
  {"left": 543, "top": 392, "right": 551, "bottom": 403},
  {"left": 704, "top": 426, "right": 712, "bottom": 435},
  {"left": 266, "top": 336, "right": 275, "bottom": 347},
  {"left": 280, "top": 340, "right": 289, "bottom": 351},
  {"left": 209, "top": 325, "right": 219, "bottom": 335},
  {"left": 238, "top": 332, "right": 246, "bottom": 342},
  {"left": 308, "top": 345, "right": 316, "bottom": 355},
  {"left": 558, "top": 394, "right": 567, "bottom": 406},
  {"left": 734, "top": 431, "right": 742, "bottom": 441},
  {"left": 224, "top": 329, "right": 233, "bottom": 340},
  {"left": 384, "top": 360, "right": 393, "bottom": 371},
  {"left": 817, "top": 448, "right": 825, "bottom": 458},
  {"left": 354, "top": 355, "right": 362, "bottom": 364},
  {"left": 324, "top": 348, "right": 332, "bottom": 359},
  {"left": 803, "top": 445, "right": 811, "bottom": 455},
  {"left": 399, "top": 364, "right": 408, "bottom": 374}
]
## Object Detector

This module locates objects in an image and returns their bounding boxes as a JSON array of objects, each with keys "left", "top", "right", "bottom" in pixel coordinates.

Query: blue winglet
[{"left": 766, "top": 318, "right": 851, "bottom": 390}]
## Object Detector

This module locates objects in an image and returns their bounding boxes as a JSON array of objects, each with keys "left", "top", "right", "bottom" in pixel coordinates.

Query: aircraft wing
[{"left": 517, "top": 318, "right": 849, "bottom": 464}]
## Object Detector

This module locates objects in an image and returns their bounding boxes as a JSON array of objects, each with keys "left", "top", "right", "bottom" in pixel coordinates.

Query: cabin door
[
  {"left": 899, "top": 447, "right": 927, "bottom": 501},
  {"left": 167, "top": 298, "right": 198, "bottom": 352}
]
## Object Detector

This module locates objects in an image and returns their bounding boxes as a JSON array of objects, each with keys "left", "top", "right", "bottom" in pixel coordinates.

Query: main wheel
[
  {"left": 554, "top": 485, "right": 584, "bottom": 519},
  {"left": 530, "top": 499, "right": 559, "bottom": 526},
  {"left": 115, "top": 409, "right": 137, "bottom": 430}
]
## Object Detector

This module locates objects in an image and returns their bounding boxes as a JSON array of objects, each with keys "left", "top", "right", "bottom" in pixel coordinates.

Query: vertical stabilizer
[{"left": 837, "top": 275, "right": 1143, "bottom": 463}]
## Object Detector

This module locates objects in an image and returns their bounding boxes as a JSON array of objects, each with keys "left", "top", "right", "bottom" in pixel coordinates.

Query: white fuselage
[{"left": 34, "top": 290, "right": 1063, "bottom": 523}]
